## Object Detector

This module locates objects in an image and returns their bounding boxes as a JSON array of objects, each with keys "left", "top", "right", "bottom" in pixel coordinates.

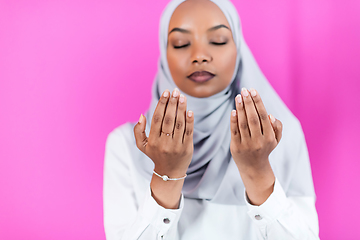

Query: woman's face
[{"left": 167, "top": 0, "right": 237, "bottom": 98}]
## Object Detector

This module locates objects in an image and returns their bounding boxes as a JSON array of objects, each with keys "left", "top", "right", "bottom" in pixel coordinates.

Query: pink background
[{"left": 1, "top": 0, "right": 359, "bottom": 239}]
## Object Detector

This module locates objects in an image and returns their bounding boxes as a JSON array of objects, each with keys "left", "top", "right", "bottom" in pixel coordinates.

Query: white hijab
[{"left": 143, "top": 0, "right": 315, "bottom": 204}]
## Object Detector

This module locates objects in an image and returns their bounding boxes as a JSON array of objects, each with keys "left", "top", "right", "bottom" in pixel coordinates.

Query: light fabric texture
[
  {"left": 103, "top": 124, "right": 320, "bottom": 239},
  {"left": 103, "top": 0, "right": 319, "bottom": 239}
]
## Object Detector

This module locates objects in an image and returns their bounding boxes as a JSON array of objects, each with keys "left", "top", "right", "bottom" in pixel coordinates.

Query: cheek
[
  {"left": 167, "top": 50, "right": 187, "bottom": 75},
  {"left": 216, "top": 47, "right": 237, "bottom": 83}
]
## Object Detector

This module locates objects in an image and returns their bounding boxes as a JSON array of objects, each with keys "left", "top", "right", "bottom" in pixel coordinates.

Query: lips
[{"left": 187, "top": 71, "right": 215, "bottom": 83}]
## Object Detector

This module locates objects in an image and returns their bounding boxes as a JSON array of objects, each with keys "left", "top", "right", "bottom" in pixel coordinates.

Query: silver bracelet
[{"left": 153, "top": 170, "right": 187, "bottom": 181}]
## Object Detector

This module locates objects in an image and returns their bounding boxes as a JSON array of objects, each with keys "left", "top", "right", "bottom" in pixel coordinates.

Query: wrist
[
  {"left": 153, "top": 166, "right": 188, "bottom": 179},
  {"left": 234, "top": 156, "right": 271, "bottom": 175},
  {"left": 153, "top": 170, "right": 187, "bottom": 181},
  {"left": 150, "top": 173, "right": 184, "bottom": 209},
  {"left": 237, "top": 161, "right": 275, "bottom": 206},
  {"left": 244, "top": 176, "right": 275, "bottom": 206}
]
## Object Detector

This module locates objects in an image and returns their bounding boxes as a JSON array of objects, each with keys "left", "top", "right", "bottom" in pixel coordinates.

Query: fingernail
[
  {"left": 179, "top": 94, "right": 185, "bottom": 103},
  {"left": 236, "top": 94, "right": 242, "bottom": 104},
  {"left": 187, "top": 110, "right": 193, "bottom": 117},
  {"left": 241, "top": 87, "right": 249, "bottom": 97},
  {"left": 269, "top": 114, "right": 275, "bottom": 123},
  {"left": 163, "top": 90, "right": 169, "bottom": 97},
  {"left": 138, "top": 114, "right": 143, "bottom": 123},
  {"left": 231, "top": 110, "right": 236, "bottom": 116},
  {"left": 173, "top": 88, "right": 179, "bottom": 97},
  {"left": 250, "top": 88, "right": 257, "bottom": 97}
]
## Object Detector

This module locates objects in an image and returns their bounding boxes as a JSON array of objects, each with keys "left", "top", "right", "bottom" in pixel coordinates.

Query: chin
[{"left": 187, "top": 88, "right": 216, "bottom": 98}]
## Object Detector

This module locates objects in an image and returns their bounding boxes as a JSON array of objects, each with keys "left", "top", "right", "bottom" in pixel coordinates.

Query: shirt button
[
  {"left": 163, "top": 218, "right": 170, "bottom": 224},
  {"left": 254, "top": 214, "right": 263, "bottom": 220}
]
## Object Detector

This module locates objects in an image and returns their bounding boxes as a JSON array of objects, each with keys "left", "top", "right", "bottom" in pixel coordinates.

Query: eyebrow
[
  {"left": 208, "top": 24, "right": 230, "bottom": 32},
  {"left": 168, "top": 24, "right": 230, "bottom": 35}
]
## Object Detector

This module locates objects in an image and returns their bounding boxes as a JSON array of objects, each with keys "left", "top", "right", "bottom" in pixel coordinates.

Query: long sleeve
[
  {"left": 243, "top": 120, "right": 320, "bottom": 240},
  {"left": 244, "top": 178, "right": 319, "bottom": 240},
  {"left": 244, "top": 116, "right": 319, "bottom": 240},
  {"left": 103, "top": 123, "right": 320, "bottom": 239},
  {"left": 103, "top": 129, "right": 184, "bottom": 240}
]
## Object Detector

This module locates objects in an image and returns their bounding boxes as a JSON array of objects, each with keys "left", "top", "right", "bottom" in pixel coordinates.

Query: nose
[{"left": 191, "top": 44, "right": 212, "bottom": 64}]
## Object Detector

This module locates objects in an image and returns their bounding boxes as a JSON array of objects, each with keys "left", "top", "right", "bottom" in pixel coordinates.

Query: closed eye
[
  {"left": 173, "top": 42, "right": 227, "bottom": 49},
  {"left": 211, "top": 42, "right": 227, "bottom": 46},
  {"left": 173, "top": 43, "right": 190, "bottom": 49}
]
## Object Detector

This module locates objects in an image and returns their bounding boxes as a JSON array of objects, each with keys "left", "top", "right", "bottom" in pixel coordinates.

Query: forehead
[{"left": 168, "top": 0, "right": 230, "bottom": 33}]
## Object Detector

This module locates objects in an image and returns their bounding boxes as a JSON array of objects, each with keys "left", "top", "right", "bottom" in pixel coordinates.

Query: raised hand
[
  {"left": 133, "top": 88, "right": 194, "bottom": 209},
  {"left": 230, "top": 88, "right": 283, "bottom": 205}
]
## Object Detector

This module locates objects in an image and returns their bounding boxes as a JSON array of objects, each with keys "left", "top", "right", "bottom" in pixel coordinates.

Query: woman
[{"left": 103, "top": 0, "right": 319, "bottom": 239}]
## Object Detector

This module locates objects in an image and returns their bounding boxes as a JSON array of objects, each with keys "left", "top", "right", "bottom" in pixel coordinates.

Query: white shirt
[{"left": 103, "top": 123, "right": 320, "bottom": 240}]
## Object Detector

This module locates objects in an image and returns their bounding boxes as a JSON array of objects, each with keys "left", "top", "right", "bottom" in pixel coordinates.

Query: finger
[
  {"left": 173, "top": 94, "right": 187, "bottom": 143},
  {"left": 230, "top": 109, "right": 241, "bottom": 144},
  {"left": 183, "top": 110, "right": 194, "bottom": 144},
  {"left": 149, "top": 89, "right": 170, "bottom": 137},
  {"left": 161, "top": 88, "right": 180, "bottom": 137},
  {"left": 235, "top": 94, "right": 250, "bottom": 141},
  {"left": 249, "top": 88, "right": 273, "bottom": 137},
  {"left": 134, "top": 114, "right": 148, "bottom": 153},
  {"left": 269, "top": 114, "right": 283, "bottom": 143},
  {"left": 241, "top": 88, "right": 262, "bottom": 138}
]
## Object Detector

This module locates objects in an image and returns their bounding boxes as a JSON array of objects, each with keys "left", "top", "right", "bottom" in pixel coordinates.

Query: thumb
[
  {"left": 134, "top": 114, "right": 148, "bottom": 153},
  {"left": 269, "top": 114, "right": 283, "bottom": 143}
]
